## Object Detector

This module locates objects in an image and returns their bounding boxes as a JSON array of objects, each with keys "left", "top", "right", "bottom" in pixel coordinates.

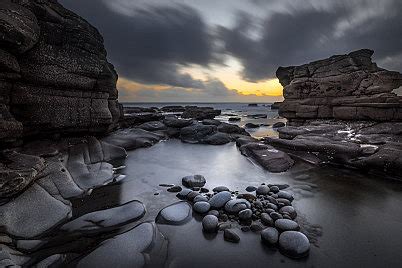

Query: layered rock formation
[
  {"left": 277, "top": 49, "right": 402, "bottom": 125},
  {"left": 268, "top": 49, "right": 402, "bottom": 177},
  {"left": 0, "top": 0, "right": 121, "bottom": 146}
]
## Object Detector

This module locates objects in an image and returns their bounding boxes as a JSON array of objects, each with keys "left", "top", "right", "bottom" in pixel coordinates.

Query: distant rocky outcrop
[
  {"left": 0, "top": 0, "right": 121, "bottom": 146},
  {"left": 267, "top": 49, "right": 402, "bottom": 177},
  {"left": 276, "top": 49, "right": 402, "bottom": 125}
]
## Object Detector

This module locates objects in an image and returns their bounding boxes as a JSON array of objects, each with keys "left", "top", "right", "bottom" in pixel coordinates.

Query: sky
[{"left": 59, "top": 0, "right": 402, "bottom": 103}]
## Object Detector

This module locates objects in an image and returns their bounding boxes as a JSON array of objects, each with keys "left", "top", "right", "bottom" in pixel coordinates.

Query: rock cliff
[
  {"left": 267, "top": 49, "right": 402, "bottom": 177},
  {"left": 0, "top": 0, "right": 121, "bottom": 146},
  {"left": 277, "top": 49, "right": 402, "bottom": 125}
]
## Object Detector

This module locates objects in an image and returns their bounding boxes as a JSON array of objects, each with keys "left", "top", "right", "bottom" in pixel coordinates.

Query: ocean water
[{"left": 123, "top": 102, "right": 285, "bottom": 138}]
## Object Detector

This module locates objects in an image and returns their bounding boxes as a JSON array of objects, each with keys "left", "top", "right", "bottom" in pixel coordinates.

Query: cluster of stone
[
  {"left": 0, "top": 0, "right": 121, "bottom": 146},
  {"left": 166, "top": 175, "right": 310, "bottom": 259}
]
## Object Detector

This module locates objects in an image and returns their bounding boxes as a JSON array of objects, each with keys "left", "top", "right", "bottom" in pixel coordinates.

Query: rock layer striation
[{"left": 0, "top": 0, "right": 121, "bottom": 146}]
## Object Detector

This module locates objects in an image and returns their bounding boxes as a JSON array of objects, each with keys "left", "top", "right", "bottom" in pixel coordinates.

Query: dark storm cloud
[
  {"left": 219, "top": 0, "right": 402, "bottom": 81},
  {"left": 60, "top": 0, "right": 218, "bottom": 88}
]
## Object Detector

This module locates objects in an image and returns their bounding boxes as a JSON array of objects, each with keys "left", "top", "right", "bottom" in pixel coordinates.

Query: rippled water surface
[{"left": 82, "top": 139, "right": 402, "bottom": 267}]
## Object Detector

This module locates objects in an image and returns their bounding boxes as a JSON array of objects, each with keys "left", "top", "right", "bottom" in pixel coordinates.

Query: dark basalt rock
[
  {"left": 0, "top": 0, "right": 121, "bottom": 146},
  {"left": 271, "top": 49, "right": 402, "bottom": 178},
  {"left": 238, "top": 142, "right": 294, "bottom": 173},
  {"left": 181, "top": 106, "right": 221, "bottom": 120},
  {"left": 271, "top": 102, "right": 281, "bottom": 110},
  {"left": 245, "top": 123, "right": 260, "bottom": 128},
  {"left": 277, "top": 49, "right": 402, "bottom": 123}
]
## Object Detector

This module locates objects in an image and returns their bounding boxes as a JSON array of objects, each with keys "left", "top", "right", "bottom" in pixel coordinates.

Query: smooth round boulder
[
  {"left": 260, "top": 213, "right": 274, "bottom": 226},
  {"left": 279, "top": 231, "right": 310, "bottom": 258},
  {"left": 208, "top": 191, "right": 232, "bottom": 208},
  {"left": 256, "top": 185, "right": 270, "bottom": 195},
  {"left": 187, "top": 191, "right": 200, "bottom": 201},
  {"left": 224, "top": 229, "right": 240, "bottom": 243},
  {"left": 194, "top": 195, "right": 209, "bottom": 203},
  {"left": 276, "top": 198, "right": 291, "bottom": 206},
  {"left": 246, "top": 186, "right": 257, "bottom": 192},
  {"left": 202, "top": 215, "right": 218, "bottom": 233},
  {"left": 275, "top": 219, "right": 300, "bottom": 232},
  {"left": 182, "top": 175, "right": 206, "bottom": 188},
  {"left": 224, "top": 199, "right": 251, "bottom": 214},
  {"left": 270, "top": 212, "right": 283, "bottom": 221},
  {"left": 156, "top": 202, "right": 192, "bottom": 225},
  {"left": 176, "top": 189, "right": 192, "bottom": 199},
  {"left": 208, "top": 210, "right": 220, "bottom": 217},
  {"left": 261, "top": 227, "right": 279, "bottom": 245},
  {"left": 213, "top": 186, "right": 230, "bottom": 192},
  {"left": 279, "top": 206, "right": 297, "bottom": 219},
  {"left": 238, "top": 209, "right": 253, "bottom": 220},
  {"left": 250, "top": 223, "right": 264, "bottom": 232},
  {"left": 193, "top": 201, "right": 211, "bottom": 214},
  {"left": 270, "top": 186, "right": 280, "bottom": 193},
  {"left": 277, "top": 191, "right": 294, "bottom": 201}
]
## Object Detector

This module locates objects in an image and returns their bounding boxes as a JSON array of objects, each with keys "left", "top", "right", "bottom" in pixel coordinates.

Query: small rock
[
  {"left": 260, "top": 213, "right": 274, "bottom": 226},
  {"left": 250, "top": 223, "right": 264, "bottom": 232},
  {"left": 270, "top": 212, "right": 283, "bottom": 221},
  {"left": 241, "top": 226, "right": 250, "bottom": 232},
  {"left": 270, "top": 186, "right": 280, "bottom": 193},
  {"left": 228, "top": 117, "right": 241, "bottom": 122},
  {"left": 238, "top": 209, "right": 253, "bottom": 220},
  {"left": 156, "top": 202, "right": 191, "bottom": 225},
  {"left": 275, "top": 219, "right": 300, "bottom": 232},
  {"left": 167, "top": 186, "right": 182, "bottom": 193},
  {"left": 224, "top": 229, "right": 240, "bottom": 243},
  {"left": 265, "top": 208, "right": 275, "bottom": 214},
  {"left": 279, "top": 231, "right": 310, "bottom": 258},
  {"left": 277, "top": 191, "right": 294, "bottom": 201},
  {"left": 202, "top": 215, "right": 218, "bottom": 233},
  {"left": 187, "top": 191, "right": 200, "bottom": 201},
  {"left": 208, "top": 191, "right": 232, "bottom": 208},
  {"left": 193, "top": 202, "right": 211, "bottom": 214},
  {"left": 273, "top": 122, "right": 285, "bottom": 128},
  {"left": 279, "top": 206, "right": 297, "bottom": 219},
  {"left": 159, "top": 184, "right": 175, "bottom": 187},
  {"left": 225, "top": 199, "right": 251, "bottom": 214},
  {"left": 208, "top": 210, "right": 220, "bottom": 217},
  {"left": 276, "top": 198, "right": 291, "bottom": 206},
  {"left": 261, "top": 227, "right": 279, "bottom": 245},
  {"left": 237, "top": 193, "right": 257, "bottom": 201},
  {"left": 200, "top": 188, "right": 209, "bottom": 193},
  {"left": 267, "top": 196, "right": 278, "bottom": 205},
  {"left": 176, "top": 189, "right": 192, "bottom": 199},
  {"left": 194, "top": 195, "right": 209, "bottom": 203},
  {"left": 245, "top": 123, "right": 260, "bottom": 128},
  {"left": 266, "top": 203, "right": 278, "bottom": 211},
  {"left": 213, "top": 186, "right": 230, "bottom": 192},
  {"left": 246, "top": 186, "right": 257, "bottom": 192},
  {"left": 182, "top": 175, "right": 206, "bottom": 188},
  {"left": 256, "top": 185, "right": 270, "bottom": 195},
  {"left": 218, "top": 222, "right": 232, "bottom": 231}
]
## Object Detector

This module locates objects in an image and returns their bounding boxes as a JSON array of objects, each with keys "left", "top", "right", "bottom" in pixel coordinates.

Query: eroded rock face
[
  {"left": 271, "top": 49, "right": 402, "bottom": 177},
  {"left": 277, "top": 49, "right": 402, "bottom": 123},
  {"left": 0, "top": 0, "right": 121, "bottom": 146}
]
